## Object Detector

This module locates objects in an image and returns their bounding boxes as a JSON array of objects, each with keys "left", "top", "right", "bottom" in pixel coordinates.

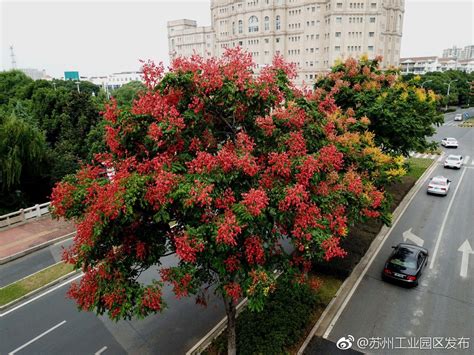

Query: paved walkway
[{"left": 0, "top": 215, "right": 75, "bottom": 259}]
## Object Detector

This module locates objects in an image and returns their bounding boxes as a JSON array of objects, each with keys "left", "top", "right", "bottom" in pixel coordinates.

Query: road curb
[
  {"left": 0, "top": 269, "right": 80, "bottom": 313},
  {"left": 298, "top": 158, "right": 438, "bottom": 354},
  {"left": 0, "top": 231, "right": 76, "bottom": 265}
]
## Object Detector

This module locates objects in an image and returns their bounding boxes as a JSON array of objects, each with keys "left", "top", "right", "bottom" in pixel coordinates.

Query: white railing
[{"left": 0, "top": 202, "right": 51, "bottom": 229}]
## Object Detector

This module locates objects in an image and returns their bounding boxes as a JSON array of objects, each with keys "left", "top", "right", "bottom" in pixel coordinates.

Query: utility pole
[
  {"left": 444, "top": 79, "right": 458, "bottom": 111},
  {"left": 421, "top": 80, "right": 432, "bottom": 88},
  {"left": 9, "top": 45, "right": 17, "bottom": 69}
]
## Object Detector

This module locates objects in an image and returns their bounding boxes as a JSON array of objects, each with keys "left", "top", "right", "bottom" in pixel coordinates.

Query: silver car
[
  {"left": 427, "top": 176, "right": 451, "bottom": 196},
  {"left": 444, "top": 155, "right": 463, "bottom": 169},
  {"left": 441, "top": 137, "right": 458, "bottom": 148}
]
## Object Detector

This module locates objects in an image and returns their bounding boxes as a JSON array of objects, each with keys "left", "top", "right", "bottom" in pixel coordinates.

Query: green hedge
[
  {"left": 210, "top": 276, "right": 319, "bottom": 354},
  {"left": 236, "top": 276, "right": 318, "bottom": 354}
]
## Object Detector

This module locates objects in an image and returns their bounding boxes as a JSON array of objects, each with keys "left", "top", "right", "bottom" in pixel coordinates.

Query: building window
[
  {"left": 370, "top": 17, "right": 376, "bottom": 23},
  {"left": 369, "top": 31, "right": 375, "bottom": 37},
  {"left": 335, "top": 46, "right": 340, "bottom": 51},
  {"left": 335, "top": 32, "right": 341, "bottom": 37},
  {"left": 232, "top": 22, "right": 235, "bottom": 35},
  {"left": 276, "top": 15, "right": 281, "bottom": 30},
  {"left": 336, "top": 17, "right": 342, "bottom": 23},
  {"left": 276, "top": 37, "right": 280, "bottom": 43},
  {"left": 336, "top": 2, "right": 342, "bottom": 8},
  {"left": 368, "top": 46, "right": 374, "bottom": 51},
  {"left": 264, "top": 16, "right": 270, "bottom": 31},
  {"left": 249, "top": 16, "right": 259, "bottom": 32},
  {"left": 238, "top": 20, "right": 243, "bottom": 34},
  {"left": 371, "top": 2, "right": 377, "bottom": 9}
]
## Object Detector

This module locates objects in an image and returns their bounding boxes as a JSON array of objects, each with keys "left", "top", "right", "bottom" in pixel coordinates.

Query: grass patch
[
  {"left": 0, "top": 262, "right": 74, "bottom": 306},
  {"left": 406, "top": 157, "right": 433, "bottom": 180}
]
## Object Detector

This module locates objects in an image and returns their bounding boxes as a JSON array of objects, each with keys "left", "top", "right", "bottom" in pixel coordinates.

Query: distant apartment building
[
  {"left": 400, "top": 56, "right": 474, "bottom": 74},
  {"left": 168, "top": 19, "right": 214, "bottom": 58},
  {"left": 442, "top": 45, "right": 474, "bottom": 60},
  {"left": 87, "top": 71, "right": 143, "bottom": 92},
  {"left": 168, "top": 0, "right": 405, "bottom": 85}
]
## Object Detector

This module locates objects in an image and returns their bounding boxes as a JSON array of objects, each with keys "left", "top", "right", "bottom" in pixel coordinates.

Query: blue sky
[{"left": 1, "top": 0, "right": 472, "bottom": 77}]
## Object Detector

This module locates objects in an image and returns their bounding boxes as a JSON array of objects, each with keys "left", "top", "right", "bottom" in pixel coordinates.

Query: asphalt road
[
  {"left": 0, "top": 254, "right": 226, "bottom": 354},
  {"left": 326, "top": 109, "right": 474, "bottom": 354},
  {"left": 0, "top": 239, "right": 73, "bottom": 287}
]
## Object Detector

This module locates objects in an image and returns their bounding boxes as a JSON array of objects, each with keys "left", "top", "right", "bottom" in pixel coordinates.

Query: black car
[{"left": 382, "top": 243, "right": 429, "bottom": 287}]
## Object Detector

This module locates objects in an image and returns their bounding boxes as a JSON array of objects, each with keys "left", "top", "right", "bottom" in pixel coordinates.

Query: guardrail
[{"left": 0, "top": 202, "right": 51, "bottom": 229}]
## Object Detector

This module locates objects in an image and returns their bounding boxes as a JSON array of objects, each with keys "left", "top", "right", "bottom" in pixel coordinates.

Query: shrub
[{"left": 235, "top": 276, "right": 319, "bottom": 354}]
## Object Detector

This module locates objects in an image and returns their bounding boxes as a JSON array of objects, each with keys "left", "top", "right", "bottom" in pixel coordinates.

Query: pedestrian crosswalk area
[
  {"left": 409, "top": 153, "right": 474, "bottom": 166},
  {"left": 409, "top": 152, "right": 440, "bottom": 160},
  {"left": 442, "top": 121, "right": 460, "bottom": 127}
]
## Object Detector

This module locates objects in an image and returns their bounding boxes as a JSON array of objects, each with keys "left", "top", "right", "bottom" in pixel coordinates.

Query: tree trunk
[{"left": 224, "top": 297, "right": 237, "bottom": 355}]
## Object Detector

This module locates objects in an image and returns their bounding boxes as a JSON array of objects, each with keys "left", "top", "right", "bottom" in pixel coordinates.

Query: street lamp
[
  {"left": 75, "top": 81, "right": 81, "bottom": 93},
  {"left": 444, "top": 79, "right": 458, "bottom": 111},
  {"left": 421, "top": 80, "right": 432, "bottom": 88}
]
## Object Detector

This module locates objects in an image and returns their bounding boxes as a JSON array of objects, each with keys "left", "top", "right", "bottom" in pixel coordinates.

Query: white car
[
  {"left": 441, "top": 137, "right": 458, "bottom": 148},
  {"left": 444, "top": 155, "right": 463, "bottom": 169},
  {"left": 454, "top": 114, "right": 463, "bottom": 121},
  {"left": 427, "top": 176, "right": 451, "bottom": 196}
]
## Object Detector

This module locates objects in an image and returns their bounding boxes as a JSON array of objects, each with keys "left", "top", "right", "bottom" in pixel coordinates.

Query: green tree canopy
[
  {"left": 0, "top": 113, "right": 47, "bottom": 190},
  {"left": 315, "top": 57, "right": 444, "bottom": 155}
]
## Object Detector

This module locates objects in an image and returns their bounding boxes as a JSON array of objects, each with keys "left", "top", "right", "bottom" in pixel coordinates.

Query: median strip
[{"left": 0, "top": 261, "right": 74, "bottom": 307}]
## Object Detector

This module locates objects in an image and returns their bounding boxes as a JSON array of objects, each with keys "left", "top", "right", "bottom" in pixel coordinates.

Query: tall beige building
[{"left": 168, "top": 0, "right": 404, "bottom": 85}]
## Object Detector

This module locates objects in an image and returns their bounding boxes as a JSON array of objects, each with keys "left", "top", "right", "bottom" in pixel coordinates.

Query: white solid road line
[
  {"left": 322, "top": 160, "right": 438, "bottom": 339},
  {"left": 0, "top": 273, "right": 83, "bottom": 317},
  {"left": 429, "top": 167, "right": 468, "bottom": 269},
  {"left": 437, "top": 154, "right": 444, "bottom": 162},
  {"left": 95, "top": 346, "right": 108, "bottom": 355},
  {"left": 8, "top": 320, "right": 66, "bottom": 355}
]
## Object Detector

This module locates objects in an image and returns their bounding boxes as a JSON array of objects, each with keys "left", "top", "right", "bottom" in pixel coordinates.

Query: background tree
[
  {"left": 0, "top": 70, "right": 105, "bottom": 212},
  {"left": 0, "top": 112, "right": 47, "bottom": 211},
  {"left": 111, "top": 81, "right": 146, "bottom": 108},
  {"left": 402, "top": 70, "right": 474, "bottom": 108},
  {"left": 315, "top": 57, "right": 444, "bottom": 155},
  {"left": 51, "top": 51, "right": 404, "bottom": 354}
]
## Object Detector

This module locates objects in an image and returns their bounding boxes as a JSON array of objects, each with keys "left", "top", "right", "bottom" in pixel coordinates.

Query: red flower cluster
[
  {"left": 174, "top": 232, "right": 205, "bottom": 263},
  {"left": 224, "top": 282, "right": 242, "bottom": 303},
  {"left": 244, "top": 236, "right": 265, "bottom": 265},
  {"left": 67, "top": 268, "right": 99, "bottom": 310},
  {"left": 286, "top": 131, "right": 307, "bottom": 157},
  {"left": 215, "top": 188, "right": 236, "bottom": 210},
  {"left": 279, "top": 184, "right": 309, "bottom": 211},
  {"left": 186, "top": 180, "right": 214, "bottom": 207},
  {"left": 216, "top": 211, "right": 242, "bottom": 246},
  {"left": 50, "top": 181, "right": 77, "bottom": 217},
  {"left": 318, "top": 144, "right": 344, "bottom": 171},
  {"left": 145, "top": 170, "right": 178, "bottom": 210},
  {"left": 187, "top": 151, "right": 218, "bottom": 174},
  {"left": 268, "top": 152, "right": 292, "bottom": 178},
  {"left": 255, "top": 115, "right": 276, "bottom": 136},
  {"left": 141, "top": 287, "right": 163, "bottom": 312},
  {"left": 160, "top": 269, "right": 193, "bottom": 299},
  {"left": 241, "top": 188, "right": 268, "bottom": 216},
  {"left": 224, "top": 255, "right": 241, "bottom": 272},
  {"left": 321, "top": 236, "right": 347, "bottom": 261}
]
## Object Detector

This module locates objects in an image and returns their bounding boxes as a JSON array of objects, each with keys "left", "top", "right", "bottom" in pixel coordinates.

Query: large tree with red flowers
[{"left": 51, "top": 49, "right": 404, "bottom": 354}]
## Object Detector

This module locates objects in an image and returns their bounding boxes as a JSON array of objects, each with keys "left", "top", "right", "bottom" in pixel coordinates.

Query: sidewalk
[{"left": 0, "top": 215, "right": 75, "bottom": 260}]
